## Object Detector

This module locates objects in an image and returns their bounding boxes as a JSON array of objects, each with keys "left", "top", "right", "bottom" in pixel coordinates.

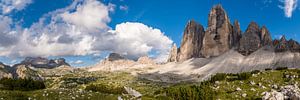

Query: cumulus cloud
[
  {"left": 61, "top": 0, "right": 112, "bottom": 32},
  {"left": 0, "top": 0, "right": 32, "bottom": 14},
  {"left": 279, "top": 0, "right": 298, "bottom": 18},
  {"left": 0, "top": 0, "right": 173, "bottom": 62},
  {"left": 0, "top": 0, "right": 110, "bottom": 57},
  {"left": 106, "top": 22, "right": 173, "bottom": 61}
]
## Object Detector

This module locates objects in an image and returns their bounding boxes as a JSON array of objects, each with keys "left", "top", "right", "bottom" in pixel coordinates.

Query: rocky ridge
[
  {"left": 0, "top": 57, "right": 73, "bottom": 80},
  {"left": 21, "top": 57, "right": 70, "bottom": 69},
  {"left": 88, "top": 53, "right": 157, "bottom": 72}
]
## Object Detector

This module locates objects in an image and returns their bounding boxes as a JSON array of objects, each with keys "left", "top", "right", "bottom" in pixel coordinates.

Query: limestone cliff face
[
  {"left": 177, "top": 20, "right": 205, "bottom": 62},
  {"left": 0, "top": 62, "right": 13, "bottom": 79},
  {"left": 166, "top": 4, "right": 299, "bottom": 63},
  {"left": 167, "top": 44, "right": 178, "bottom": 62},
  {"left": 260, "top": 26, "right": 272, "bottom": 46},
  {"left": 275, "top": 36, "right": 300, "bottom": 52},
  {"left": 287, "top": 39, "right": 300, "bottom": 52},
  {"left": 232, "top": 20, "right": 242, "bottom": 47},
  {"left": 238, "top": 22, "right": 262, "bottom": 55},
  {"left": 201, "top": 4, "right": 234, "bottom": 58}
]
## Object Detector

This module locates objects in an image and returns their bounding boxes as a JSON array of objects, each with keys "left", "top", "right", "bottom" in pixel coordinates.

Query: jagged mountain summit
[{"left": 168, "top": 4, "right": 300, "bottom": 62}]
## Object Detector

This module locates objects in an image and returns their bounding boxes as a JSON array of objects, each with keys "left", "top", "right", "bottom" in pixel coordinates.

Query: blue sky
[{"left": 0, "top": 0, "right": 299, "bottom": 67}]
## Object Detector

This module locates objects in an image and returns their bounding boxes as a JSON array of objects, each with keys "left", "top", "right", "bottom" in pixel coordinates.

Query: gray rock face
[
  {"left": 13, "top": 64, "right": 43, "bottom": 80},
  {"left": 177, "top": 20, "right": 205, "bottom": 62},
  {"left": 0, "top": 62, "right": 13, "bottom": 79},
  {"left": 238, "top": 22, "right": 262, "bottom": 55},
  {"left": 232, "top": 20, "right": 242, "bottom": 47},
  {"left": 275, "top": 36, "right": 288, "bottom": 52},
  {"left": 288, "top": 39, "right": 300, "bottom": 52},
  {"left": 275, "top": 36, "right": 300, "bottom": 52},
  {"left": 260, "top": 26, "right": 272, "bottom": 46},
  {"left": 107, "top": 53, "right": 126, "bottom": 61},
  {"left": 201, "top": 4, "right": 234, "bottom": 58},
  {"left": 167, "top": 44, "right": 178, "bottom": 62}
]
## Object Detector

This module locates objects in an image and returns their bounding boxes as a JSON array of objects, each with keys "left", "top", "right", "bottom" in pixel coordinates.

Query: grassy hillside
[{"left": 1, "top": 68, "right": 300, "bottom": 100}]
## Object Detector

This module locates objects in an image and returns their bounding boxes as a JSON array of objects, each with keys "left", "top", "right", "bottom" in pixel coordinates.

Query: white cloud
[
  {"left": 279, "top": 0, "right": 298, "bottom": 18},
  {"left": 107, "top": 22, "right": 173, "bottom": 62},
  {"left": 0, "top": 0, "right": 32, "bottom": 14},
  {"left": 61, "top": 0, "right": 112, "bottom": 32},
  {"left": 73, "top": 60, "right": 84, "bottom": 64},
  {"left": 0, "top": 0, "right": 173, "bottom": 63},
  {"left": 0, "top": 0, "right": 109, "bottom": 57}
]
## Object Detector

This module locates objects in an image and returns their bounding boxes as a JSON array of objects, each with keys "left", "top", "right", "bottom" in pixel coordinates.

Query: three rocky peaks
[{"left": 168, "top": 5, "right": 300, "bottom": 62}]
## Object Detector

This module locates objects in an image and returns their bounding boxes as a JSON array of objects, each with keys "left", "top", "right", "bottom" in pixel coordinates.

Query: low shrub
[
  {"left": 237, "top": 72, "right": 252, "bottom": 80},
  {"left": 210, "top": 73, "right": 227, "bottom": 82},
  {"left": 164, "top": 81, "right": 215, "bottom": 100}
]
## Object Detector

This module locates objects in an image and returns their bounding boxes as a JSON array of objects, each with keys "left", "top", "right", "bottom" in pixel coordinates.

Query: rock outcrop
[
  {"left": 201, "top": 4, "right": 234, "bottom": 58},
  {"left": 88, "top": 53, "right": 158, "bottom": 72},
  {"left": 167, "top": 44, "right": 178, "bottom": 62},
  {"left": 137, "top": 56, "right": 155, "bottom": 65},
  {"left": 177, "top": 20, "right": 205, "bottom": 62},
  {"left": 13, "top": 64, "right": 43, "bottom": 80},
  {"left": 238, "top": 22, "right": 262, "bottom": 55},
  {"left": 0, "top": 62, "right": 13, "bottom": 79}
]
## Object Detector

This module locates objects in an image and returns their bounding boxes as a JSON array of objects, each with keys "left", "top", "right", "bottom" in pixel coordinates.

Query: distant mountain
[
  {"left": 0, "top": 62, "right": 13, "bottom": 79},
  {"left": 20, "top": 57, "right": 70, "bottom": 69},
  {"left": 88, "top": 53, "right": 156, "bottom": 72},
  {"left": 0, "top": 57, "right": 73, "bottom": 80}
]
